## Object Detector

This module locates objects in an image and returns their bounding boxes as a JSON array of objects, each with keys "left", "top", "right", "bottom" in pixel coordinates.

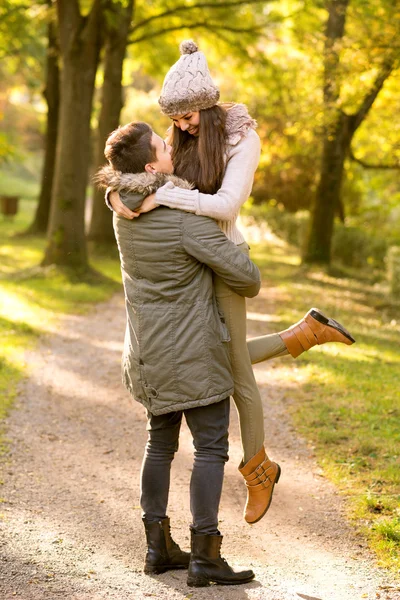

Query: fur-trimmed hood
[
  {"left": 222, "top": 102, "right": 257, "bottom": 146},
  {"left": 95, "top": 166, "right": 194, "bottom": 195}
]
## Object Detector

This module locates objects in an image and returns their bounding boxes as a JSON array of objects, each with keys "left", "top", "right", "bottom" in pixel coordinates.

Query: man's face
[{"left": 150, "top": 133, "right": 174, "bottom": 174}]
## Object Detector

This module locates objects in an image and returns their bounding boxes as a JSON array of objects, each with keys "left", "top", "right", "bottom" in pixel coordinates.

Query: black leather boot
[
  {"left": 187, "top": 532, "right": 255, "bottom": 587},
  {"left": 143, "top": 517, "right": 190, "bottom": 574}
]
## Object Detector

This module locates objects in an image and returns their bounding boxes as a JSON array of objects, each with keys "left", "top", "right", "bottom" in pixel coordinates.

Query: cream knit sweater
[{"left": 155, "top": 107, "right": 261, "bottom": 246}]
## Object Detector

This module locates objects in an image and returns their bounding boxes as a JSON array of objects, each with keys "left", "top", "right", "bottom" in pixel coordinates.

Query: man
[{"left": 97, "top": 121, "right": 261, "bottom": 587}]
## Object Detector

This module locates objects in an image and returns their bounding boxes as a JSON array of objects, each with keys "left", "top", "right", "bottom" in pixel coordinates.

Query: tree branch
[
  {"left": 205, "top": 26, "right": 253, "bottom": 59},
  {"left": 133, "top": 0, "right": 270, "bottom": 31},
  {"left": 129, "top": 21, "right": 268, "bottom": 45},
  {"left": 323, "top": 0, "right": 350, "bottom": 105},
  {"left": 86, "top": 0, "right": 105, "bottom": 36},
  {"left": 57, "top": 0, "right": 81, "bottom": 53},
  {"left": 349, "top": 147, "right": 400, "bottom": 170},
  {"left": 349, "top": 54, "right": 397, "bottom": 134}
]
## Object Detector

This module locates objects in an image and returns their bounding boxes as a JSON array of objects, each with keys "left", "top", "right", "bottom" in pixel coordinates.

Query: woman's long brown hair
[{"left": 167, "top": 105, "right": 227, "bottom": 194}]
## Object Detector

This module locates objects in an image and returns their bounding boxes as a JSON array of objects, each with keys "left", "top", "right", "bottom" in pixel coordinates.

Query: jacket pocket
[
  {"left": 139, "top": 359, "right": 159, "bottom": 404},
  {"left": 214, "top": 297, "right": 231, "bottom": 343},
  {"left": 218, "top": 315, "right": 231, "bottom": 343}
]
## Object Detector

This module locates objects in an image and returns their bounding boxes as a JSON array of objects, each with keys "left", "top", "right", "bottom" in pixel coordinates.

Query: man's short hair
[{"left": 104, "top": 122, "right": 157, "bottom": 173}]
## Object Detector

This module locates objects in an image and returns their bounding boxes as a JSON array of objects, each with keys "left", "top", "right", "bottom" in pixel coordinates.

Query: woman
[{"left": 108, "top": 40, "right": 355, "bottom": 525}]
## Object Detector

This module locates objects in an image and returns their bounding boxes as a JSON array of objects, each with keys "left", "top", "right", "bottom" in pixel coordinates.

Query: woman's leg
[
  {"left": 247, "top": 308, "right": 356, "bottom": 362},
  {"left": 184, "top": 398, "right": 230, "bottom": 535},
  {"left": 247, "top": 333, "right": 288, "bottom": 363},
  {"left": 214, "top": 243, "right": 281, "bottom": 524},
  {"left": 140, "top": 410, "right": 182, "bottom": 520},
  {"left": 214, "top": 274, "right": 280, "bottom": 524},
  {"left": 214, "top": 272, "right": 265, "bottom": 464}
]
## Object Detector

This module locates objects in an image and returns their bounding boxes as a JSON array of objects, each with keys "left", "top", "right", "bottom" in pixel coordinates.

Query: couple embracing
[{"left": 97, "top": 40, "right": 355, "bottom": 588}]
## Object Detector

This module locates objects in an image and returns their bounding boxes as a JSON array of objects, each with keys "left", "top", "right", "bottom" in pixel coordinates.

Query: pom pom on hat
[{"left": 180, "top": 40, "right": 199, "bottom": 55}]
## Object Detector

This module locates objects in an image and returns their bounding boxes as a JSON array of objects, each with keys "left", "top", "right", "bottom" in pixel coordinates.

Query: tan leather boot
[
  {"left": 238, "top": 446, "right": 281, "bottom": 525},
  {"left": 280, "top": 308, "right": 355, "bottom": 358}
]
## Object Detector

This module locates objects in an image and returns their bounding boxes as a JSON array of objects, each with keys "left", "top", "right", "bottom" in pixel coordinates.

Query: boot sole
[
  {"left": 187, "top": 573, "right": 255, "bottom": 587},
  {"left": 246, "top": 464, "right": 281, "bottom": 525},
  {"left": 144, "top": 564, "right": 188, "bottom": 575},
  {"left": 309, "top": 308, "right": 356, "bottom": 344}
]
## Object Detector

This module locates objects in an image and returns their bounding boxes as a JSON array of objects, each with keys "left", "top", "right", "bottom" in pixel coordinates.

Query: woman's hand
[
  {"left": 134, "top": 193, "right": 158, "bottom": 215},
  {"left": 108, "top": 190, "right": 139, "bottom": 219},
  {"left": 108, "top": 191, "right": 157, "bottom": 219}
]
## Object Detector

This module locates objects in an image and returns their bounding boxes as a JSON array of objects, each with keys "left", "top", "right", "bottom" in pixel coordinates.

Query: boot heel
[
  {"left": 275, "top": 464, "right": 281, "bottom": 483},
  {"left": 187, "top": 575, "right": 210, "bottom": 587},
  {"left": 144, "top": 564, "right": 167, "bottom": 575}
]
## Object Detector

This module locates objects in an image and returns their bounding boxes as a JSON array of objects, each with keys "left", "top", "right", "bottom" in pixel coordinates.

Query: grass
[
  {"left": 0, "top": 167, "right": 40, "bottom": 200},
  {"left": 0, "top": 193, "right": 122, "bottom": 453},
  {"left": 250, "top": 239, "right": 400, "bottom": 575}
]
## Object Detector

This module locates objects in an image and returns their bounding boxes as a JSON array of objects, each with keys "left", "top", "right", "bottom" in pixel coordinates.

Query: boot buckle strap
[
  {"left": 248, "top": 474, "right": 271, "bottom": 489},
  {"left": 255, "top": 464, "right": 266, "bottom": 476},
  {"left": 253, "top": 464, "right": 272, "bottom": 487},
  {"left": 259, "top": 474, "right": 271, "bottom": 488}
]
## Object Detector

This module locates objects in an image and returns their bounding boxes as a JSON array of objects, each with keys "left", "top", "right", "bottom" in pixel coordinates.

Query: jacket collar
[{"left": 95, "top": 167, "right": 193, "bottom": 195}]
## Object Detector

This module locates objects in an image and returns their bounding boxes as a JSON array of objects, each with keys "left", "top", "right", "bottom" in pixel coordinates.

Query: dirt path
[{"left": 0, "top": 289, "right": 398, "bottom": 600}]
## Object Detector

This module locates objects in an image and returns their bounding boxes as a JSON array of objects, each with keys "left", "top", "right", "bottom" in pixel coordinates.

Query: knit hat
[{"left": 158, "top": 40, "right": 220, "bottom": 117}]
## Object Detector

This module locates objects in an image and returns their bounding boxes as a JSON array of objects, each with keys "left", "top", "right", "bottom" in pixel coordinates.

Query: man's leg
[
  {"left": 140, "top": 410, "right": 182, "bottom": 520},
  {"left": 184, "top": 398, "right": 255, "bottom": 587},
  {"left": 140, "top": 410, "right": 190, "bottom": 574},
  {"left": 184, "top": 398, "right": 230, "bottom": 535}
]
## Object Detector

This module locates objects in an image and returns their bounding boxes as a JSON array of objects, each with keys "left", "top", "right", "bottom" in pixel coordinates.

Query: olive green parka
[{"left": 98, "top": 168, "right": 261, "bottom": 415}]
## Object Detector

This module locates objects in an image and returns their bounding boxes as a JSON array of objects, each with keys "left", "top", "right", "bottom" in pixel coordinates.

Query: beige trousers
[{"left": 214, "top": 243, "right": 288, "bottom": 464}]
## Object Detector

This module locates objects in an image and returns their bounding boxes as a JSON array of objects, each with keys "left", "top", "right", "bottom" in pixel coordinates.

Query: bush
[
  {"left": 331, "top": 223, "right": 388, "bottom": 269},
  {"left": 387, "top": 246, "right": 400, "bottom": 296},
  {"left": 243, "top": 201, "right": 309, "bottom": 247},
  {"left": 244, "top": 201, "right": 389, "bottom": 269}
]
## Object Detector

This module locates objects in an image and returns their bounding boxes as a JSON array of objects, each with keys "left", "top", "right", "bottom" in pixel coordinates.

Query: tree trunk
[
  {"left": 87, "top": 0, "right": 134, "bottom": 243},
  {"left": 303, "top": 0, "right": 349, "bottom": 265},
  {"left": 42, "top": 0, "right": 103, "bottom": 269},
  {"left": 27, "top": 12, "right": 59, "bottom": 234},
  {"left": 304, "top": 0, "right": 395, "bottom": 265},
  {"left": 303, "top": 112, "right": 351, "bottom": 263}
]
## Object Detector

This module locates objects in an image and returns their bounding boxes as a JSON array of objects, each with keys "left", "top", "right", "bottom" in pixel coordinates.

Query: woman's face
[{"left": 170, "top": 112, "right": 200, "bottom": 136}]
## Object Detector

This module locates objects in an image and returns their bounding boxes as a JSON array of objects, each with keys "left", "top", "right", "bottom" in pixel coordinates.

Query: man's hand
[
  {"left": 109, "top": 190, "right": 139, "bottom": 219},
  {"left": 134, "top": 193, "right": 157, "bottom": 215}
]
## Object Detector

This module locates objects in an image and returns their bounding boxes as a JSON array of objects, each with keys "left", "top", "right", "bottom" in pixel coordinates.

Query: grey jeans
[{"left": 140, "top": 398, "right": 230, "bottom": 535}]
